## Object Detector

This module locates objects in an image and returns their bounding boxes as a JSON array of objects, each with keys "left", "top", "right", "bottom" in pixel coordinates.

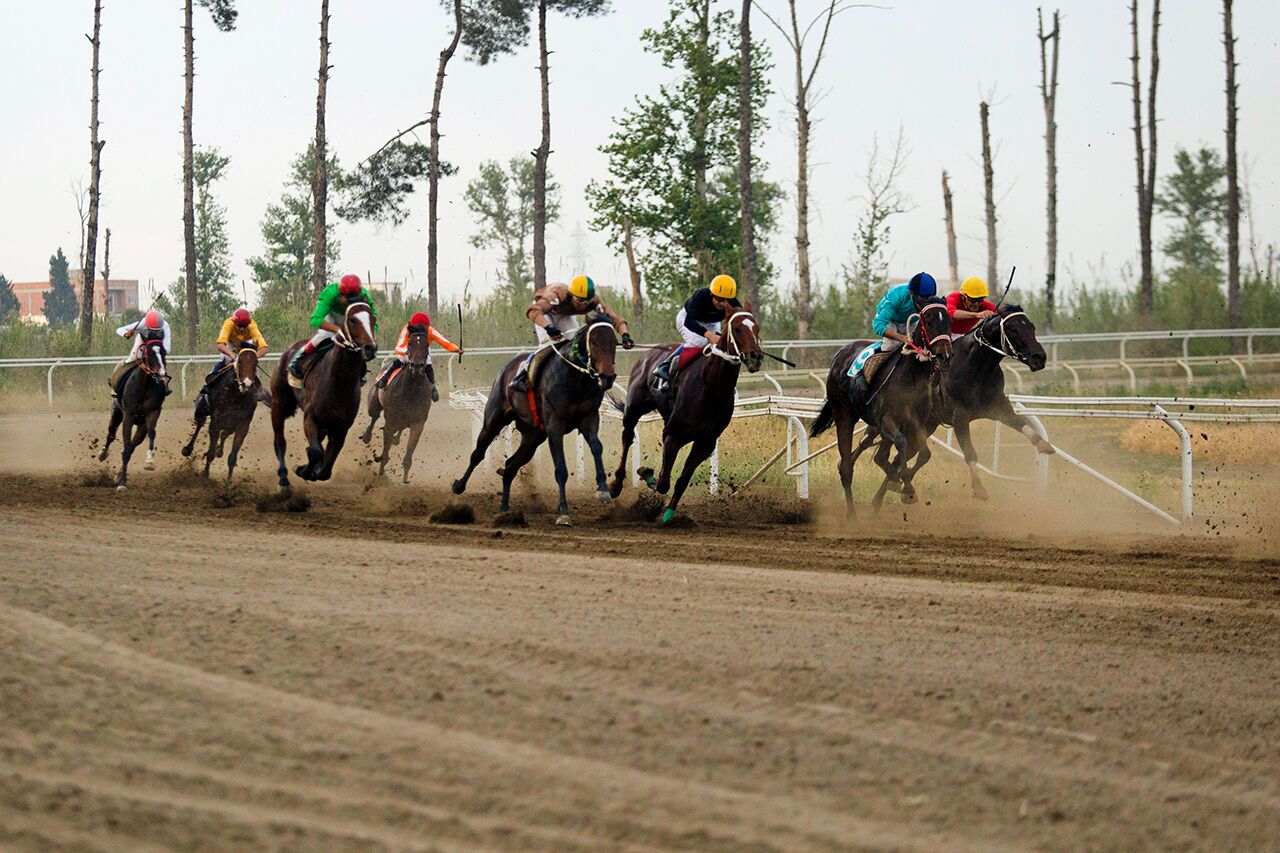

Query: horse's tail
[
  {"left": 605, "top": 389, "right": 626, "bottom": 414},
  {"left": 810, "top": 397, "right": 836, "bottom": 438}
]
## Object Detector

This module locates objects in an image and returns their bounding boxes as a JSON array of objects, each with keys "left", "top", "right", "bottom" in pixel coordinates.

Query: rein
[
  {"left": 972, "top": 311, "right": 1030, "bottom": 362},
  {"left": 703, "top": 310, "right": 759, "bottom": 364},
  {"left": 903, "top": 303, "right": 949, "bottom": 361},
  {"left": 339, "top": 303, "right": 373, "bottom": 351},
  {"left": 549, "top": 321, "right": 615, "bottom": 379}
]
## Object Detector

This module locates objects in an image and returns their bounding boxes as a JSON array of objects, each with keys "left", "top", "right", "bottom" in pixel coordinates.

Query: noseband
[
  {"left": 234, "top": 348, "right": 258, "bottom": 390},
  {"left": 705, "top": 310, "right": 759, "bottom": 364},
  {"left": 904, "top": 303, "right": 950, "bottom": 361},
  {"left": 973, "top": 311, "right": 1032, "bottom": 363},
  {"left": 339, "top": 303, "right": 373, "bottom": 350},
  {"left": 551, "top": 320, "right": 616, "bottom": 379}
]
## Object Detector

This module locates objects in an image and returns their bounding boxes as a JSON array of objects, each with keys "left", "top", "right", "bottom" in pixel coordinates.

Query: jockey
[
  {"left": 111, "top": 309, "right": 172, "bottom": 396},
  {"left": 846, "top": 271, "right": 939, "bottom": 404},
  {"left": 652, "top": 274, "right": 740, "bottom": 389},
  {"left": 287, "top": 273, "right": 377, "bottom": 388},
  {"left": 373, "top": 311, "right": 460, "bottom": 402},
  {"left": 194, "top": 307, "right": 268, "bottom": 406},
  {"left": 946, "top": 276, "right": 998, "bottom": 339},
  {"left": 510, "top": 274, "right": 632, "bottom": 392}
]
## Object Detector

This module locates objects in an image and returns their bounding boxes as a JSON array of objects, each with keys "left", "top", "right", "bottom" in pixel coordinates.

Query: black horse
[
  {"left": 270, "top": 302, "right": 378, "bottom": 489},
  {"left": 452, "top": 315, "right": 618, "bottom": 525},
  {"left": 181, "top": 344, "right": 269, "bottom": 481},
  {"left": 608, "top": 306, "right": 764, "bottom": 523},
  {"left": 930, "top": 304, "right": 1054, "bottom": 499},
  {"left": 811, "top": 300, "right": 953, "bottom": 512},
  {"left": 98, "top": 339, "right": 168, "bottom": 489},
  {"left": 359, "top": 325, "right": 435, "bottom": 483}
]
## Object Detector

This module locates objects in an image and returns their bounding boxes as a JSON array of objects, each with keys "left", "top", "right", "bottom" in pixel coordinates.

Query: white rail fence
[
  {"left": 6, "top": 327, "right": 1280, "bottom": 407},
  {"left": 449, "top": 386, "right": 1280, "bottom": 528}
]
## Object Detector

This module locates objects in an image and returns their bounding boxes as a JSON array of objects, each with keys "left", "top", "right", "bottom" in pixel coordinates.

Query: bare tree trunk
[
  {"left": 691, "top": 0, "right": 712, "bottom": 285},
  {"left": 312, "top": 0, "right": 330, "bottom": 296},
  {"left": 80, "top": 0, "right": 105, "bottom": 347},
  {"left": 1223, "top": 0, "right": 1240, "bottom": 328},
  {"left": 1038, "top": 7, "right": 1061, "bottom": 330},
  {"left": 102, "top": 229, "right": 112, "bottom": 302},
  {"left": 737, "top": 0, "right": 758, "bottom": 306},
  {"left": 1129, "top": 0, "right": 1148, "bottom": 317},
  {"left": 428, "top": 0, "right": 463, "bottom": 317},
  {"left": 1144, "top": 0, "right": 1161, "bottom": 318},
  {"left": 941, "top": 170, "right": 959, "bottom": 289},
  {"left": 980, "top": 101, "right": 997, "bottom": 287},
  {"left": 623, "top": 217, "right": 643, "bottom": 319},
  {"left": 182, "top": 0, "right": 198, "bottom": 350},
  {"left": 790, "top": 0, "right": 812, "bottom": 337},
  {"left": 532, "top": 0, "right": 550, "bottom": 295}
]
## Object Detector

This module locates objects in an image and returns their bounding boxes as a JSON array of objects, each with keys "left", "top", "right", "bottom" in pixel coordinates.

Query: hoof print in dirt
[
  {"left": 81, "top": 471, "right": 116, "bottom": 489},
  {"left": 609, "top": 492, "right": 663, "bottom": 523},
  {"left": 492, "top": 510, "right": 528, "bottom": 528},
  {"left": 256, "top": 490, "right": 311, "bottom": 513},
  {"left": 430, "top": 503, "right": 475, "bottom": 525}
]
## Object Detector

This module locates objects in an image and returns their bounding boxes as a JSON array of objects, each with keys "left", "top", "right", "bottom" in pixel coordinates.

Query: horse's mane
[
  {"left": 923, "top": 296, "right": 947, "bottom": 306},
  {"left": 999, "top": 303, "right": 1024, "bottom": 316}
]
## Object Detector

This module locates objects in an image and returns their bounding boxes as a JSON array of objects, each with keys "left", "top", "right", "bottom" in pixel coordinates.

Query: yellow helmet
[
  {"left": 709, "top": 274, "right": 737, "bottom": 300},
  {"left": 960, "top": 276, "right": 989, "bottom": 299},
  {"left": 568, "top": 274, "right": 596, "bottom": 300}
]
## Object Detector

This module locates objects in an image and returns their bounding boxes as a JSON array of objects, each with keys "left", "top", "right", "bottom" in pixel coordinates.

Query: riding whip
[
  {"left": 456, "top": 302, "right": 464, "bottom": 362},
  {"left": 995, "top": 265, "right": 1017, "bottom": 308},
  {"left": 762, "top": 351, "right": 797, "bottom": 368}
]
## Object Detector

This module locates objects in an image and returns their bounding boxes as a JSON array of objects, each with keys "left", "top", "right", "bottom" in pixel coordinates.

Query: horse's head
[
  {"left": 402, "top": 324, "right": 431, "bottom": 373},
  {"left": 234, "top": 344, "right": 259, "bottom": 393},
  {"left": 984, "top": 304, "right": 1047, "bottom": 371},
  {"left": 724, "top": 303, "right": 764, "bottom": 373},
  {"left": 577, "top": 313, "right": 618, "bottom": 390},
  {"left": 139, "top": 339, "right": 167, "bottom": 379},
  {"left": 342, "top": 301, "right": 378, "bottom": 362},
  {"left": 911, "top": 299, "right": 953, "bottom": 367}
]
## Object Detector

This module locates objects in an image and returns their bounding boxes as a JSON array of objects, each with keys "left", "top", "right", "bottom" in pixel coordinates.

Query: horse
[
  {"left": 930, "top": 304, "right": 1054, "bottom": 500},
  {"left": 269, "top": 301, "right": 378, "bottom": 490},
  {"left": 452, "top": 315, "right": 618, "bottom": 525},
  {"left": 608, "top": 306, "right": 765, "bottom": 524},
  {"left": 810, "top": 299, "right": 953, "bottom": 513},
  {"left": 181, "top": 343, "right": 268, "bottom": 482},
  {"left": 98, "top": 339, "right": 168, "bottom": 489},
  {"left": 359, "top": 325, "right": 434, "bottom": 483}
]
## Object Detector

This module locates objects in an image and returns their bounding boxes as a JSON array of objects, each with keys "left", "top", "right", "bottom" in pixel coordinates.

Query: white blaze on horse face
[{"left": 351, "top": 309, "right": 373, "bottom": 344}]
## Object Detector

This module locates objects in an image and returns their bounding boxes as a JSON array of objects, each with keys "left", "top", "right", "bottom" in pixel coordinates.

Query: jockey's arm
[
  {"left": 951, "top": 307, "right": 993, "bottom": 321},
  {"left": 429, "top": 326, "right": 460, "bottom": 353},
  {"left": 882, "top": 326, "right": 911, "bottom": 345},
  {"left": 318, "top": 320, "right": 343, "bottom": 335},
  {"left": 216, "top": 343, "right": 237, "bottom": 359},
  {"left": 527, "top": 299, "right": 552, "bottom": 328}
]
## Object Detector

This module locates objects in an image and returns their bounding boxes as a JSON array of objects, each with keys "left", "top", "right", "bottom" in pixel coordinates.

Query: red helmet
[
  {"left": 144, "top": 310, "right": 162, "bottom": 330},
  {"left": 409, "top": 312, "right": 430, "bottom": 328},
  {"left": 232, "top": 308, "right": 251, "bottom": 326},
  {"left": 338, "top": 274, "right": 362, "bottom": 296}
]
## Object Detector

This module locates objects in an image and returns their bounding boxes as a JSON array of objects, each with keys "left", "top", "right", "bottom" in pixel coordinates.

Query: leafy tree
[
  {"left": 159, "top": 147, "right": 239, "bottom": 322},
  {"left": 586, "top": 0, "right": 777, "bottom": 309},
  {"left": 0, "top": 274, "right": 18, "bottom": 319},
  {"left": 1155, "top": 146, "right": 1226, "bottom": 279},
  {"left": 465, "top": 157, "right": 560, "bottom": 294},
  {"left": 43, "top": 248, "right": 80, "bottom": 327},
  {"left": 249, "top": 146, "right": 342, "bottom": 306},
  {"left": 337, "top": 141, "right": 457, "bottom": 226}
]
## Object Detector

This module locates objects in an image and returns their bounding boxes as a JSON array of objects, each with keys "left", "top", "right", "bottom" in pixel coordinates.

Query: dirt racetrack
[{"left": 2, "top": 407, "right": 1280, "bottom": 850}]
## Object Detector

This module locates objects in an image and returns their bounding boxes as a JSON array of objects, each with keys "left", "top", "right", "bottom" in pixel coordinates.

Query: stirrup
[{"left": 287, "top": 371, "right": 304, "bottom": 390}]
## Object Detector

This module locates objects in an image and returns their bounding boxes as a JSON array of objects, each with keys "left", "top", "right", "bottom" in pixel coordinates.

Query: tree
[
  {"left": 464, "top": 157, "right": 560, "bottom": 294},
  {"left": 1223, "top": 0, "right": 1240, "bottom": 328},
  {"left": 313, "top": 0, "right": 331, "bottom": 296},
  {"left": 44, "top": 249, "right": 80, "bottom": 327},
  {"left": 1154, "top": 146, "right": 1226, "bottom": 279},
  {"left": 80, "top": 0, "right": 105, "bottom": 346},
  {"left": 737, "top": 0, "right": 759, "bottom": 306},
  {"left": 586, "top": 0, "right": 777, "bottom": 309},
  {"left": 192, "top": 148, "right": 235, "bottom": 314},
  {"left": 980, "top": 100, "right": 997, "bottom": 287},
  {"left": 0, "top": 274, "right": 18, "bottom": 319},
  {"left": 941, "top": 170, "right": 958, "bottom": 289},
  {"left": 1128, "top": 0, "right": 1161, "bottom": 318},
  {"left": 844, "top": 131, "right": 912, "bottom": 329},
  {"left": 183, "top": 0, "right": 238, "bottom": 349},
  {"left": 457, "top": 0, "right": 612, "bottom": 293},
  {"left": 249, "top": 147, "right": 342, "bottom": 305},
  {"left": 1037, "top": 7, "right": 1061, "bottom": 330}
]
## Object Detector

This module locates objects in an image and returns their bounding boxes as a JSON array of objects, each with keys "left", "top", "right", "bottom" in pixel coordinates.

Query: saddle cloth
[
  {"left": 848, "top": 344, "right": 892, "bottom": 383},
  {"left": 296, "top": 339, "right": 335, "bottom": 381}
]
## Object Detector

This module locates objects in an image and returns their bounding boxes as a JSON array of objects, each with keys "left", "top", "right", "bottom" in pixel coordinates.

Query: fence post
[
  {"left": 180, "top": 360, "right": 191, "bottom": 399},
  {"left": 788, "top": 416, "right": 809, "bottom": 499},
  {"left": 991, "top": 421, "right": 1002, "bottom": 475},
  {"left": 576, "top": 434, "right": 585, "bottom": 488},
  {"left": 708, "top": 443, "right": 719, "bottom": 494},
  {"left": 631, "top": 433, "right": 642, "bottom": 487},
  {"left": 1154, "top": 404, "right": 1193, "bottom": 520},
  {"left": 46, "top": 361, "right": 61, "bottom": 408}
]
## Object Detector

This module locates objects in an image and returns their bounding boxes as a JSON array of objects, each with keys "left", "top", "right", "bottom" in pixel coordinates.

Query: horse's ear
[{"left": 744, "top": 300, "right": 754, "bottom": 313}]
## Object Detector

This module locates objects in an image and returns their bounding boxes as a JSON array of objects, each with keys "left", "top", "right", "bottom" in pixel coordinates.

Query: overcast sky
[{"left": 1, "top": 1, "right": 1276, "bottom": 308}]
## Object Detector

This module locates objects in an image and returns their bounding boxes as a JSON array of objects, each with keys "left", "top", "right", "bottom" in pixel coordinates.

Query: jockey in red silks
[
  {"left": 946, "top": 277, "right": 998, "bottom": 340},
  {"left": 373, "top": 312, "right": 460, "bottom": 402}
]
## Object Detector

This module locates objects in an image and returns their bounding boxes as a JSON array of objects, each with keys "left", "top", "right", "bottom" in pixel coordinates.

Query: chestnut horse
[
  {"left": 609, "top": 307, "right": 764, "bottom": 523},
  {"left": 359, "top": 325, "right": 434, "bottom": 483},
  {"left": 98, "top": 339, "right": 168, "bottom": 490},
  {"left": 181, "top": 343, "right": 267, "bottom": 481},
  {"left": 269, "top": 301, "right": 378, "bottom": 489}
]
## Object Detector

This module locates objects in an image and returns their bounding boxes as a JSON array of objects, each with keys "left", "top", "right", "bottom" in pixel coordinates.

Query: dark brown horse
[
  {"left": 810, "top": 299, "right": 952, "bottom": 513},
  {"left": 452, "top": 316, "right": 618, "bottom": 525},
  {"left": 98, "top": 339, "right": 168, "bottom": 489},
  {"left": 930, "top": 304, "right": 1054, "bottom": 499},
  {"left": 608, "top": 306, "right": 764, "bottom": 524},
  {"left": 359, "top": 326, "right": 433, "bottom": 483},
  {"left": 270, "top": 302, "right": 378, "bottom": 489},
  {"left": 181, "top": 344, "right": 267, "bottom": 481}
]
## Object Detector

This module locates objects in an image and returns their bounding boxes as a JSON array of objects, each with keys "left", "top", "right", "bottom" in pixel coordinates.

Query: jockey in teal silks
[{"left": 849, "top": 271, "right": 939, "bottom": 404}]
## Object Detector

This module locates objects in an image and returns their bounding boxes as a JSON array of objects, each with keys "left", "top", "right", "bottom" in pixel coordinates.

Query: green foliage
[
  {"left": 0, "top": 273, "right": 18, "bottom": 319},
  {"left": 159, "top": 147, "right": 238, "bottom": 323},
  {"left": 1155, "top": 146, "right": 1227, "bottom": 279},
  {"left": 248, "top": 145, "right": 342, "bottom": 304},
  {"left": 337, "top": 140, "right": 456, "bottom": 226},
  {"left": 456, "top": 0, "right": 610, "bottom": 65},
  {"left": 43, "top": 248, "right": 79, "bottom": 327},
  {"left": 197, "top": 0, "right": 237, "bottom": 31},
  {"left": 586, "top": 0, "right": 778, "bottom": 311},
  {"left": 465, "top": 157, "right": 560, "bottom": 295}
]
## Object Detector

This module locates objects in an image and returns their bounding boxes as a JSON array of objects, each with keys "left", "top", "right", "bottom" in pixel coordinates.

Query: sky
[{"left": 1, "top": 0, "right": 1276, "bottom": 309}]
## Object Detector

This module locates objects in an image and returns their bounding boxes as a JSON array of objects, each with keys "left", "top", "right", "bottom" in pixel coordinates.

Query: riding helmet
[
  {"left": 409, "top": 312, "right": 430, "bottom": 328},
  {"left": 569, "top": 275, "right": 595, "bottom": 301},
  {"left": 709, "top": 274, "right": 737, "bottom": 300},
  {"left": 908, "top": 272, "right": 937, "bottom": 297},
  {"left": 960, "top": 276, "right": 989, "bottom": 299},
  {"left": 144, "top": 309, "right": 163, "bottom": 330},
  {"left": 232, "top": 307, "right": 251, "bottom": 325},
  {"left": 339, "top": 274, "right": 363, "bottom": 296}
]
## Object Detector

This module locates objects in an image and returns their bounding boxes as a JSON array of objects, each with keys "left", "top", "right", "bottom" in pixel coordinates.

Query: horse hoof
[
  {"left": 972, "top": 487, "right": 990, "bottom": 502},
  {"left": 97, "top": 452, "right": 108, "bottom": 462},
  {"left": 596, "top": 489, "right": 612, "bottom": 504},
  {"left": 451, "top": 480, "right": 465, "bottom": 495},
  {"left": 1037, "top": 440, "right": 1056, "bottom": 455},
  {"left": 555, "top": 514, "right": 573, "bottom": 527},
  {"left": 181, "top": 445, "right": 193, "bottom": 457},
  {"left": 660, "top": 508, "right": 677, "bottom": 525},
  {"left": 116, "top": 484, "right": 127, "bottom": 492},
  {"left": 143, "top": 461, "right": 156, "bottom": 471},
  {"left": 901, "top": 491, "right": 918, "bottom": 505}
]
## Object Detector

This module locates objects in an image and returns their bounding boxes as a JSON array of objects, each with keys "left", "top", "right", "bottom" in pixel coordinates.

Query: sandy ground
[{"left": 2, "top": 405, "right": 1280, "bottom": 850}]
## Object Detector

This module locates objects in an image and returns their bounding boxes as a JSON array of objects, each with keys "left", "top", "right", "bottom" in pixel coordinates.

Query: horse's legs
[
  {"left": 144, "top": 424, "right": 157, "bottom": 470},
  {"left": 377, "top": 425, "right": 396, "bottom": 477},
  {"left": 652, "top": 431, "right": 685, "bottom": 494},
  {"left": 316, "top": 425, "right": 346, "bottom": 481},
  {"left": 663, "top": 436, "right": 717, "bottom": 523},
  {"left": 952, "top": 417, "right": 988, "bottom": 500},
  {"left": 545, "top": 428, "right": 573, "bottom": 524},
  {"left": 400, "top": 423, "right": 425, "bottom": 485},
  {"left": 992, "top": 398, "right": 1056, "bottom": 455},
  {"left": 898, "top": 428, "right": 932, "bottom": 504},
  {"left": 117, "top": 415, "right": 142, "bottom": 489},
  {"left": 226, "top": 422, "right": 249, "bottom": 483},
  {"left": 272, "top": 406, "right": 291, "bottom": 491},
  {"left": 297, "top": 417, "right": 324, "bottom": 481},
  {"left": 181, "top": 400, "right": 206, "bottom": 457},
  {"left": 499, "top": 426, "right": 544, "bottom": 513},
  {"left": 99, "top": 403, "right": 122, "bottom": 462},
  {"left": 870, "top": 422, "right": 905, "bottom": 510},
  {"left": 360, "top": 392, "right": 382, "bottom": 444},
  {"left": 835, "top": 413, "right": 857, "bottom": 517},
  {"left": 582, "top": 421, "right": 610, "bottom": 500},
  {"left": 609, "top": 400, "right": 654, "bottom": 498},
  {"left": 453, "top": 413, "right": 513, "bottom": 494},
  {"left": 202, "top": 423, "right": 219, "bottom": 477}
]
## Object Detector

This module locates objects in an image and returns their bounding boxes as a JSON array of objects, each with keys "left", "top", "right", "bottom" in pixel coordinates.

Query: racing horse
[
  {"left": 269, "top": 301, "right": 378, "bottom": 489},
  {"left": 608, "top": 305, "right": 765, "bottom": 523},
  {"left": 452, "top": 314, "right": 618, "bottom": 525},
  {"left": 810, "top": 299, "right": 952, "bottom": 513},
  {"left": 181, "top": 343, "right": 268, "bottom": 482},
  {"left": 359, "top": 324, "right": 434, "bottom": 483},
  {"left": 929, "top": 304, "right": 1054, "bottom": 499},
  {"left": 98, "top": 338, "right": 168, "bottom": 489}
]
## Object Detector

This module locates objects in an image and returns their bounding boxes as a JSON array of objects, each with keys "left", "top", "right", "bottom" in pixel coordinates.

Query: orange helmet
[{"left": 144, "top": 310, "right": 162, "bottom": 330}]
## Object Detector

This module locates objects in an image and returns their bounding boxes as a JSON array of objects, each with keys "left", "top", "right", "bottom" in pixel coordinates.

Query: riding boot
[
  {"left": 287, "top": 344, "right": 313, "bottom": 388},
  {"left": 375, "top": 358, "right": 403, "bottom": 389},
  {"left": 850, "top": 372, "right": 870, "bottom": 408},
  {"left": 510, "top": 367, "right": 530, "bottom": 393},
  {"left": 426, "top": 364, "right": 440, "bottom": 402}
]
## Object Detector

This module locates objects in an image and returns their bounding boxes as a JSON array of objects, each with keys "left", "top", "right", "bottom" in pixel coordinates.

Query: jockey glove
[
  {"left": 621, "top": 332, "right": 634, "bottom": 349},
  {"left": 545, "top": 325, "right": 562, "bottom": 339}
]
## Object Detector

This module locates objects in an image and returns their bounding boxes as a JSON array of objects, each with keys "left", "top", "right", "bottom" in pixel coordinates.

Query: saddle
[
  {"left": 848, "top": 345, "right": 893, "bottom": 384},
  {"left": 295, "top": 339, "right": 336, "bottom": 383}
]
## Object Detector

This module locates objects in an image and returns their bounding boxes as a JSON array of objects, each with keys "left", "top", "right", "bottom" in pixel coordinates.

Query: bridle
[
  {"left": 339, "top": 302, "right": 373, "bottom": 351},
  {"left": 705, "top": 310, "right": 760, "bottom": 364},
  {"left": 903, "top": 302, "right": 950, "bottom": 361},
  {"left": 233, "top": 347, "right": 258, "bottom": 391},
  {"left": 403, "top": 329, "right": 430, "bottom": 370},
  {"left": 972, "top": 310, "right": 1033, "bottom": 363},
  {"left": 138, "top": 340, "right": 166, "bottom": 378},
  {"left": 550, "top": 320, "right": 616, "bottom": 380}
]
